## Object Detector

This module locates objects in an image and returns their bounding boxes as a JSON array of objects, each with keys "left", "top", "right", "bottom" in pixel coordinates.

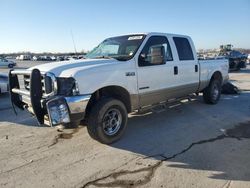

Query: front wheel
[
  {"left": 203, "top": 79, "right": 221, "bottom": 104},
  {"left": 87, "top": 98, "right": 128, "bottom": 144}
]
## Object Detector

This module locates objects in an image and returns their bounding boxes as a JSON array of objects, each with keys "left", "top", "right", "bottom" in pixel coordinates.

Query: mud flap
[
  {"left": 9, "top": 69, "right": 25, "bottom": 114},
  {"left": 30, "top": 69, "right": 45, "bottom": 125}
]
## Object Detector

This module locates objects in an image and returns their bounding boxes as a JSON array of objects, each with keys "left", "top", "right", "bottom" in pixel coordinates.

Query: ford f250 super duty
[{"left": 9, "top": 33, "right": 229, "bottom": 144}]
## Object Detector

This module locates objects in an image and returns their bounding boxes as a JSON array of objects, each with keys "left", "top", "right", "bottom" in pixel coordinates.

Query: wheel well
[
  {"left": 211, "top": 71, "right": 222, "bottom": 84},
  {"left": 85, "top": 86, "right": 131, "bottom": 119}
]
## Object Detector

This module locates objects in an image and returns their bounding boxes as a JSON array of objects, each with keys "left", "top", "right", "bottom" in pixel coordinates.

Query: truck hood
[{"left": 29, "top": 58, "right": 120, "bottom": 77}]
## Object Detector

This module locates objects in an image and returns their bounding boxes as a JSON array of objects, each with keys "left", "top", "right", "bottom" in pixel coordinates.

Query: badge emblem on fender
[{"left": 125, "top": 72, "right": 135, "bottom": 76}]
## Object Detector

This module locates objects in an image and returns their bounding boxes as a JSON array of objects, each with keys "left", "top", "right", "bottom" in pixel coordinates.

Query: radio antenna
[{"left": 70, "top": 29, "right": 77, "bottom": 54}]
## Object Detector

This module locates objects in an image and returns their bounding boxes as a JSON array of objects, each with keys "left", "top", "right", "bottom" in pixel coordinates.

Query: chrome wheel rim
[{"left": 102, "top": 108, "right": 122, "bottom": 136}]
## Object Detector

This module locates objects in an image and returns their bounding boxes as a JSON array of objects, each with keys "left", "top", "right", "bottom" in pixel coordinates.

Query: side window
[
  {"left": 139, "top": 36, "right": 173, "bottom": 67},
  {"left": 173, "top": 37, "right": 194, "bottom": 61}
]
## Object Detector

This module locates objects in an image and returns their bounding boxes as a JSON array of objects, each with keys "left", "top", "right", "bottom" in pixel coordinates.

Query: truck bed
[{"left": 198, "top": 59, "right": 229, "bottom": 91}]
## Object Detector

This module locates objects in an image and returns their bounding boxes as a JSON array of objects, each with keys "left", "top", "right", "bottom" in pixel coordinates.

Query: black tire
[
  {"left": 87, "top": 98, "right": 128, "bottom": 144},
  {"left": 8, "top": 64, "right": 14, "bottom": 68},
  {"left": 203, "top": 79, "right": 222, "bottom": 104}
]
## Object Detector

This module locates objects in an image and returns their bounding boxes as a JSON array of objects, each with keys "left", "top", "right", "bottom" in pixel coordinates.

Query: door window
[
  {"left": 173, "top": 37, "right": 194, "bottom": 61},
  {"left": 139, "top": 36, "right": 173, "bottom": 67}
]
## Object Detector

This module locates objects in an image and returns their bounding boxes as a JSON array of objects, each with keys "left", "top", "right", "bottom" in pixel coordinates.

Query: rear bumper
[{"left": 9, "top": 68, "right": 90, "bottom": 126}]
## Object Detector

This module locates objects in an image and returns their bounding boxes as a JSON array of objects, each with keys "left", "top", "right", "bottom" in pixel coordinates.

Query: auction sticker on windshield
[{"left": 128, "top": 36, "right": 143, "bottom": 40}]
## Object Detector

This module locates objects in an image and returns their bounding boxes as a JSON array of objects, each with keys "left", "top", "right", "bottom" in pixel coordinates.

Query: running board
[{"left": 138, "top": 94, "right": 197, "bottom": 114}]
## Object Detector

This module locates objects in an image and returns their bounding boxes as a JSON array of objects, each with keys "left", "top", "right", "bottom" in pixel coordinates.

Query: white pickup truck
[{"left": 9, "top": 33, "right": 229, "bottom": 144}]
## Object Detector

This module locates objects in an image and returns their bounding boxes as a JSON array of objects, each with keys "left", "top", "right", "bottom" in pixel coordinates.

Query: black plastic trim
[
  {"left": 174, "top": 66, "right": 178, "bottom": 75},
  {"left": 30, "top": 69, "right": 44, "bottom": 125}
]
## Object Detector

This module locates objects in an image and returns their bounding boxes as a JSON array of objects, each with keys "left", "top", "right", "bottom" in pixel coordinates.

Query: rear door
[{"left": 172, "top": 36, "right": 199, "bottom": 95}]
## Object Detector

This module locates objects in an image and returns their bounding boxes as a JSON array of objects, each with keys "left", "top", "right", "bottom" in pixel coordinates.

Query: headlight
[
  {"left": 57, "top": 77, "right": 76, "bottom": 96},
  {"left": 46, "top": 97, "right": 70, "bottom": 125}
]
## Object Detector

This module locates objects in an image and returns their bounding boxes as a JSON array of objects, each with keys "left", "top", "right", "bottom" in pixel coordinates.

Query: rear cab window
[{"left": 173, "top": 37, "right": 194, "bottom": 61}]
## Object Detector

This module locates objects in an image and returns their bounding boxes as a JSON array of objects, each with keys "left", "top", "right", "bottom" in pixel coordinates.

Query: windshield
[{"left": 85, "top": 34, "right": 146, "bottom": 61}]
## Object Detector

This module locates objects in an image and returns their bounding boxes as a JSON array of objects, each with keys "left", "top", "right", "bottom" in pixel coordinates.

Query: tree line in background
[
  {"left": 0, "top": 50, "right": 88, "bottom": 58},
  {"left": 1, "top": 48, "right": 250, "bottom": 58}
]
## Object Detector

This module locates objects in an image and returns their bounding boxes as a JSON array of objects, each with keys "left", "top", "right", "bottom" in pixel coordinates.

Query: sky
[{"left": 0, "top": 0, "right": 250, "bottom": 53}]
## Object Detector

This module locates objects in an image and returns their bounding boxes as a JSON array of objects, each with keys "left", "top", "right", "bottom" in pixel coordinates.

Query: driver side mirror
[
  {"left": 150, "top": 46, "right": 165, "bottom": 65},
  {"left": 139, "top": 53, "right": 146, "bottom": 61}
]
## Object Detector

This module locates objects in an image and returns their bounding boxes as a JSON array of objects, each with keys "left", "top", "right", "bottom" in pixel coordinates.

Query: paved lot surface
[{"left": 0, "top": 61, "right": 250, "bottom": 188}]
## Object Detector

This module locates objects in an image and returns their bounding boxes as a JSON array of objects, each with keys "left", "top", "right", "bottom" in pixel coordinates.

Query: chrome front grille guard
[
  {"left": 9, "top": 69, "right": 57, "bottom": 125},
  {"left": 9, "top": 69, "right": 91, "bottom": 126}
]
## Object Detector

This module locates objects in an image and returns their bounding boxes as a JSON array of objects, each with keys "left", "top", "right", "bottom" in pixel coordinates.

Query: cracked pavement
[
  {"left": 81, "top": 125, "right": 248, "bottom": 188},
  {"left": 0, "top": 63, "right": 250, "bottom": 188}
]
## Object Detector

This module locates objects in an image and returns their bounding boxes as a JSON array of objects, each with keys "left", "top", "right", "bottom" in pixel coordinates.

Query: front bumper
[
  {"left": 9, "top": 68, "right": 91, "bottom": 126},
  {"left": 46, "top": 95, "right": 91, "bottom": 126}
]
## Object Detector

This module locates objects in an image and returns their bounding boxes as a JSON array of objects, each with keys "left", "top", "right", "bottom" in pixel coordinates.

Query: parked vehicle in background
[
  {"left": 50, "top": 56, "right": 57, "bottom": 61},
  {"left": 248, "top": 54, "right": 250, "bottom": 64},
  {"left": 19, "top": 55, "right": 32, "bottom": 61},
  {"left": 5, "top": 56, "right": 14, "bottom": 59},
  {"left": 57, "top": 56, "right": 65, "bottom": 61},
  {"left": 36, "top": 56, "right": 52, "bottom": 61},
  {"left": 9, "top": 32, "right": 229, "bottom": 144},
  {"left": 227, "top": 51, "right": 247, "bottom": 70},
  {"left": 72, "top": 56, "right": 78, "bottom": 60},
  {"left": 67, "top": 56, "right": 78, "bottom": 61},
  {"left": 64, "top": 56, "right": 71, "bottom": 61},
  {"left": 45, "top": 56, "right": 52, "bottom": 61},
  {"left": 0, "top": 58, "right": 16, "bottom": 68},
  {"left": 31, "top": 55, "right": 56, "bottom": 61},
  {"left": 32, "top": 56, "right": 38, "bottom": 61},
  {"left": 219, "top": 45, "right": 247, "bottom": 71},
  {"left": 37, "top": 56, "right": 45, "bottom": 61},
  {"left": 78, "top": 55, "right": 85, "bottom": 59},
  {"left": 0, "top": 73, "right": 8, "bottom": 94}
]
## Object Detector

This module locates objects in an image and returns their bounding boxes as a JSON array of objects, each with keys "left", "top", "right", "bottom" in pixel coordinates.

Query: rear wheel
[
  {"left": 203, "top": 79, "right": 221, "bottom": 104},
  {"left": 87, "top": 98, "right": 128, "bottom": 144}
]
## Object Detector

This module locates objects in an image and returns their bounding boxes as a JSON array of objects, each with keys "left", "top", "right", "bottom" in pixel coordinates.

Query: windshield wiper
[
  {"left": 90, "top": 55, "right": 130, "bottom": 61},
  {"left": 111, "top": 55, "right": 130, "bottom": 61},
  {"left": 92, "top": 56, "right": 114, "bottom": 59}
]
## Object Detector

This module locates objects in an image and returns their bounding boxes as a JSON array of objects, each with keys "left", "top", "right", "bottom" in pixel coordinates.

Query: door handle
[
  {"left": 195, "top": 65, "right": 198, "bottom": 72},
  {"left": 174, "top": 66, "right": 178, "bottom": 75}
]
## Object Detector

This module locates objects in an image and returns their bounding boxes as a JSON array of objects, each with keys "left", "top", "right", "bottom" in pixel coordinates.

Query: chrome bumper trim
[
  {"left": 65, "top": 94, "right": 91, "bottom": 114},
  {"left": 11, "top": 69, "right": 31, "bottom": 75},
  {"left": 12, "top": 88, "right": 30, "bottom": 96}
]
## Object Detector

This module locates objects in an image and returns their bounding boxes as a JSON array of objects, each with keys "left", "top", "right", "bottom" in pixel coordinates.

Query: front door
[{"left": 136, "top": 35, "right": 178, "bottom": 108}]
